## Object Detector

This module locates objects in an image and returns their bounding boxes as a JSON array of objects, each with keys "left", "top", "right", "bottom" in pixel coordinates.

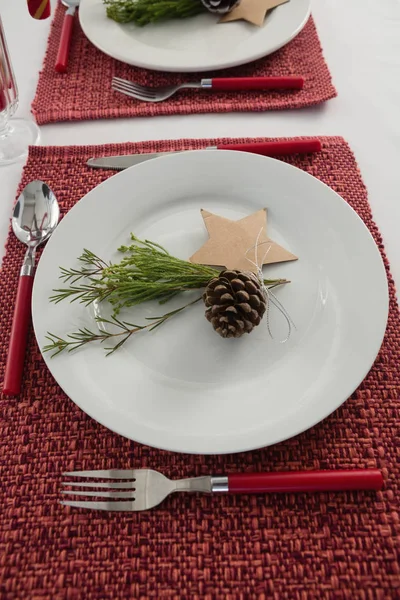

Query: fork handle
[
  {"left": 202, "top": 76, "right": 304, "bottom": 90},
  {"left": 225, "top": 470, "right": 383, "bottom": 493}
]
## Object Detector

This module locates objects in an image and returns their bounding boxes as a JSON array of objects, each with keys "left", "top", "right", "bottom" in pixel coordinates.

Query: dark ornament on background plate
[{"left": 200, "top": 0, "right": 241, "bottom": 14}]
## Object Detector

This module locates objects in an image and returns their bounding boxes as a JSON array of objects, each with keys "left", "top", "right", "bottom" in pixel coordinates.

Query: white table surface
[{"left": 1, "top": 0, "right": 399, "bottom": 291}]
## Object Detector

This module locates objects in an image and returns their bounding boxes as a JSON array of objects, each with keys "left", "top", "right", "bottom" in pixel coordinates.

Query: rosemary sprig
[
  {"left": 46, "top": 234, "right": 289, "bottom": 356},
  {"left": 104, "top": 0, "right": 205, "bottom": 26},
  {"left": 50, "top": 234, "right": 288, "bottom": 312},
  {"left": 44, "top": 297, "right": 202, "bottom": 357},
  {"left": 58, "top": 249, "right": 109, "bottom": 284},
  {"left": 50, "top": 235, "right": 219, "bottom": 311}
]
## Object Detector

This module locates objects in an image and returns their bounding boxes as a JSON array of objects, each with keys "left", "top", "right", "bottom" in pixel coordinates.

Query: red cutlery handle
[
  {"left": 209, "top": 76, "right": 304, "bottom": 90},
  {"left": 27, "top": 0, "right": 51, "bottom": 20},
  {"left": 55, "top": 12, "right": 75, "bottom": 73},
  {"left": 3, "top": 275, "right": 34, "bottom": 396},
  {"left": 228, "top": 470, "right": 383, "bottom": 493},
  {"left": 216, "top": 139, "right": 322, "bottom": 156}
]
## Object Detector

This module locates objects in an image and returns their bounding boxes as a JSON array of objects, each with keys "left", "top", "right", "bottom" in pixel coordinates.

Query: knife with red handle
[
  {"left": 215, "top": 139, "right": 322, "bottom": 155},
  {"left": 87, "top": 138, "right": 322, "bottom": 170}
]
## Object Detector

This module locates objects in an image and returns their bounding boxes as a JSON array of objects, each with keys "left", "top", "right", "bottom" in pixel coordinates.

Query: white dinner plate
[
  {"left": 79, "top": 0, "right": 311, "bottom": 72},
  {"left": 32, "top": 151, "right": 388, "bottom": 454}
]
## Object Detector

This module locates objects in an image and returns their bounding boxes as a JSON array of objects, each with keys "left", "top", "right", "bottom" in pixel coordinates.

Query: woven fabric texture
[
  {"left": 0, "top": 137, "right": 399, "bottom": 600},
  {"left": 31, "top": 5, "right": 336, "bottom": 125}
]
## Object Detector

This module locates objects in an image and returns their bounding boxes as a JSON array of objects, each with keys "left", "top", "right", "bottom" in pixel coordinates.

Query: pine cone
[
  {"left": 200, "top": 0, "right": 241, "bottom": 14},
  {"left": 203, "top": 270, "right": 267, "bottom": 338}
]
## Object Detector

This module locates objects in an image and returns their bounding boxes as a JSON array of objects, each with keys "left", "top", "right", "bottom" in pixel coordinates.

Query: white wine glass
[{"left": 0, "top": 15, "right": 40, "bottom": 165}]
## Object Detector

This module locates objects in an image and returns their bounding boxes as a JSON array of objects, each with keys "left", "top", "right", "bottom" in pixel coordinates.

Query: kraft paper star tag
[
  {"left": 219, "top": 0, "right": 289, "bottom": 27},
  {"left": 189, "top": 208, "right": 297, "bottom": 273}
]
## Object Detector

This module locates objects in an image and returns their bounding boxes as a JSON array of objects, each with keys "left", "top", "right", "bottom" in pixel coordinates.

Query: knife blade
[{"left": 87, "top": 139, "right": 322, "bottom": 171}]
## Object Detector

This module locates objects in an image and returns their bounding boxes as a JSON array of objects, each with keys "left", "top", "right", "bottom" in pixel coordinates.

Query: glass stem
[{"left": 0, "top": 111, "right": 10, "bottom": 138}]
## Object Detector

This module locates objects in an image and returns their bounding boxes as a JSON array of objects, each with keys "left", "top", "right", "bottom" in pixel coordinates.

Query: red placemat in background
[
  {"left": 0, "top": 137, "right": 398, "bottom": 599},
  {"left": 31, "top": 4, "right": 336, "bottom": 124}
]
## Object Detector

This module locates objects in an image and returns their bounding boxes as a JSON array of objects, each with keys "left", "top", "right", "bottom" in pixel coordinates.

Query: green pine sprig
[
  {"left": 45, "top": 234, "right": 289, "bottom": 356},
  {"left": 104, "top": 0, "right": 205, "bottom": 26},
  {"left": 49, "top": 235, "right": 220, "bottom": 311},
  {"left": 44, "top": 297, "right": 202, "bottom": 357}
]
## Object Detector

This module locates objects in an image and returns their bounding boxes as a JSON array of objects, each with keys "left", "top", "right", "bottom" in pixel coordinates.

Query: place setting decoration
[
  {"left": 104, "top": 0, "right": 289, "bottom": 27},
  {"left": 24, "top": 143, "right": 389, "bottom": 457},
  {"left": 31, "top": 0, "right": 337, "bottom": 123},
  {"left": 43, "top": 207, "right": 296, "bottom": 356},
  {"left": 0, "top": 138, "right": 398, "bottom": 598}
]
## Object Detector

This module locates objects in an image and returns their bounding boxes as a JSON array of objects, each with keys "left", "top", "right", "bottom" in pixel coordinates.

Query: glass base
[{"left": 0, "top": 118, "right": 40, "bottom": 166}]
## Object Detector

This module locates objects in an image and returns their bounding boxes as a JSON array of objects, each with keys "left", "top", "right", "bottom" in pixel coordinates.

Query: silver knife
[
  {"left": 87, "top": 152, "right": 173, "bottom": 170},
  {"left": 86, "top": 140, "right": 322, "bottom": 171}
]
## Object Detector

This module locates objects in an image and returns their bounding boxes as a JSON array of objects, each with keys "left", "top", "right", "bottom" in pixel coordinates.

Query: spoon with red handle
[{"left": 2, "top": 181, "right": 59, "bottom": 396}]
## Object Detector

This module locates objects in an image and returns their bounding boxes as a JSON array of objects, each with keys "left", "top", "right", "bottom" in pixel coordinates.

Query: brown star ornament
[
  {"left": 189, "top": 208, "right": 297, "bottom": 273},
  {"left": 219, "top": 0, "right": 289, "bottom": 27}
]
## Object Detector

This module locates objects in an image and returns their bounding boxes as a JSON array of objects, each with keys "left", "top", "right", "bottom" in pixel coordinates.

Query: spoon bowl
[
  {"left": 12, "top": 181, "right": 59, "bottom": 249},
  {"left": 3, "top": 181, "right": 59, "bottom": 396}
]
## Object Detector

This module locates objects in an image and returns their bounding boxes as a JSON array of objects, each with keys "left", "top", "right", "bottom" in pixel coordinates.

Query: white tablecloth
[{"left": 1, "top": 0, "right": 400, "bottom": 289}]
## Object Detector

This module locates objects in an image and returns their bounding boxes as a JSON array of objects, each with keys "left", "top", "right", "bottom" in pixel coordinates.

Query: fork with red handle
[
  {"left": 112, "top": 75, "right": 305, "bottom": 102},
  {"left": 61, "top": 468, "right": 384, "bottom": 512}
]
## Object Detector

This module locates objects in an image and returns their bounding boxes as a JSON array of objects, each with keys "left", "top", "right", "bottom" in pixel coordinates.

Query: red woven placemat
[
  {"left": 0, "top": 137, "right": 399, "bottom": 599},
  {"left": 31, "top": 5, "right": 336, "bottom": 125}
]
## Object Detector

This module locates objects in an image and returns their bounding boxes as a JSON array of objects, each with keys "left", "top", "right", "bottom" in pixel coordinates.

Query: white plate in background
[{"left": 79, "top": 0, "right": 311, "bottom": 72}]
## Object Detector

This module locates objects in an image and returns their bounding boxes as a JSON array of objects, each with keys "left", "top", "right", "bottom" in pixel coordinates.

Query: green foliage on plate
[
  {"left": 104, "top": 0, "right": 205, "bottom": 26},
  {"left": 44, "top": 234, "right": 287, "bottom": 356}
]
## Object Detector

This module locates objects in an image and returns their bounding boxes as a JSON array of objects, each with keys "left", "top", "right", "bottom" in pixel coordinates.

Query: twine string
[{"left": 245, "top": 227, "right": 295, "bottom": 343}]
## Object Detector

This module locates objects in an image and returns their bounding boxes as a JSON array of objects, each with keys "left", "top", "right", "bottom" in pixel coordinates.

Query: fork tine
[
  {"left": 61, "top": 500, "right": 137, "bottom": 511},
  {"left": 112, "top": 82, "right": 156, "bottom": 100},
  {"left": 116, "top": 85, "right": 155, "bottom": 99},
  {"left": 112, "top": 76, "right": 138, "bottom": 87},
  {"left": 61, "top": 481, "right": 135, "bottom": 489},
  {"left": 112, "top": 77, "right": 152, "bottom": 92},
  {"left": 112, "top": 84, "right": 150, "bottom": 102},
  {"left": 112, "top": 76, "right": 141, "bottom": 87},
  {"left": 112, "top": 78, "right": 157, "bottom": 98},
  {"left": 61, "top": 490, "right": 135, "bottom": 498},
  {"left": 63, "top": 469, "right": 135, "bottom": 478},
  {"left": 112, "top": 78, "right": 153, "bottom": 94}
]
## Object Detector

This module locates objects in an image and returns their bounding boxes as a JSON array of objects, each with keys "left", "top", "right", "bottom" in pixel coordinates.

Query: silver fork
[
  {"left": 61, "top": 468, "right": 383, "bottom": 511},
  {"left": 112, "top": 77, "right": 204, "bottom": 102},
  {"left": 111, "top": 75, "right": 305, "bottom": 103},
  {"left": 61, "top": 469, "right": 226, "bottom": 511}
]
